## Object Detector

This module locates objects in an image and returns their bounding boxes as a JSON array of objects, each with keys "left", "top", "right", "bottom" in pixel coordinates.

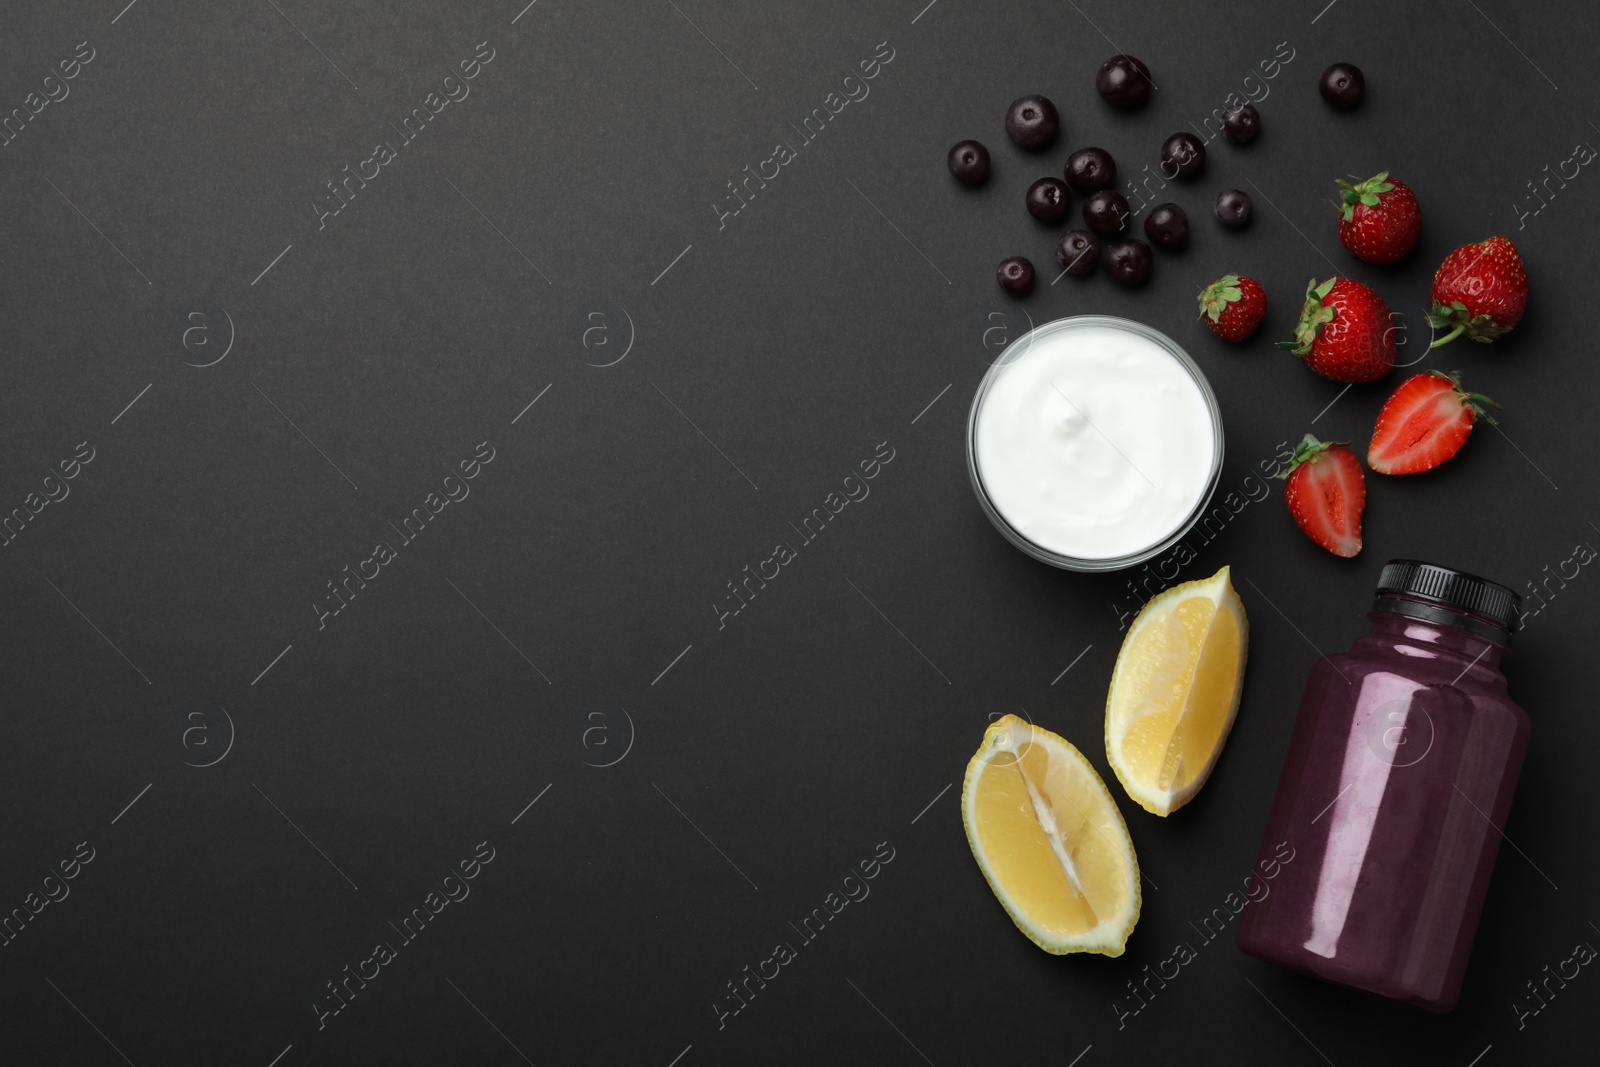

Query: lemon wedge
[
  {"left": 961, "top": 715, "right": 1141, "bottom": 956},
  {"left": 1104, "top": 565, "right": 1249, "bottom": 817}
]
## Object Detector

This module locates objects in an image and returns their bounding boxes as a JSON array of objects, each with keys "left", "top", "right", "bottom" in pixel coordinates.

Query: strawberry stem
[{"left": 1429, "top": 324, "right": 1466, "bottom": 348}]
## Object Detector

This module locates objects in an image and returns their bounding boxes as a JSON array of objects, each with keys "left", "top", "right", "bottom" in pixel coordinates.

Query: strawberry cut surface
[
  {"left": 1278, "top": 434, "right": 1365, "bottom": 557},
  {"left": 1368, "top": 370, "right": 1500, "bottom": 475}
]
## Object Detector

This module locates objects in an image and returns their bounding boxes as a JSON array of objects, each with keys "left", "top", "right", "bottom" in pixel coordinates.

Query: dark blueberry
[
  {"left": 947, "top": 139, "right": 991, "bottom": 185},
  {"left": 1319, "top": 62, "right": 1365, "bottom": 108},
  {"left": 1214, "top": 188, "right": 1253, "bottom": 228},
  {"left": 1160, "top": 132, "right": 1206, "bottom": 180},
  {"left": 1026, "top": 178, "right": 1072, "bottom": 224},
  {"left": 997, "top": 256, "right": 1035, "bottom": 294},
  {"left": 1143, "top": 203, "right": 1189, "bottom": 250},
  {"left": 1082, "top": 189, "right": 1131, "bottom": 235},
  {"left": 1055, "top": 230, "right": 1101, "bottom": 276},
  {"left": 1063, "top": 147, "right": 1117, "bottom": 194},
  {"left": 1222, "top": 103, "right": 1261, "bottom": 144},
  {"left": 1096, "top": 54, "right": 1153, "bottom": 109},
  {"left": 1005, "top": 95, "right": 1060, "bottom": 150},
  {"left": 1103, "top": 240, "right": 1153, "bottom": 286}
]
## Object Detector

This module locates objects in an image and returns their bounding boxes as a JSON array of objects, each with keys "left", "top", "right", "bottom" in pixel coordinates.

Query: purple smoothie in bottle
[{"left": 1236, "top": 560, "right": 1529, "bottom": 1011}]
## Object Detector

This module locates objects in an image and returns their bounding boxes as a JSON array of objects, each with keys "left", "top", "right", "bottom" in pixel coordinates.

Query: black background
[{"left": 0, "top": 1, "right": 1594, "bottom": 1064}]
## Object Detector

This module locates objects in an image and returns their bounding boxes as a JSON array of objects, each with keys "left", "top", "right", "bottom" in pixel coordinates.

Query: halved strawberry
[
  {"left": 1278, "top": 434, "right": 1365, "bottom": 558},
  {"left": 1367, "top": 370, "right": 1501, "bottom": 474}
]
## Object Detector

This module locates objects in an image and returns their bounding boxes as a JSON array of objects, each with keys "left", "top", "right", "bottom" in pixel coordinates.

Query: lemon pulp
[
  {"left": 1104, "top": 566, "right": 1249, "bottom": 816},
  {"left": 962, "top": 715, "right": 1141, "bottom": 955}
]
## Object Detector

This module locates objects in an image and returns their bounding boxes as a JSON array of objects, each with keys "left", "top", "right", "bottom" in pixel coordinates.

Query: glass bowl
[{"left": 965, "top": 314, "right": 1225, "bottom": 573}]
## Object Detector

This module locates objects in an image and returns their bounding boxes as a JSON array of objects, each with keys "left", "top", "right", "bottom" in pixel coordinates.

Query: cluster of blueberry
[{"left": 949, "top": 55, "right": 1368, "bottom": 295}]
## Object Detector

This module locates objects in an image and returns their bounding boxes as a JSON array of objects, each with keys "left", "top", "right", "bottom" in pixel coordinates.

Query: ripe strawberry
[
  {"left": 1199, "top": 274, "right": 1267, "bottom": 341},
  {"left": 1335, "top": 172, "right": 1421, "bottom": 264},
  {"left": 1276, "top": 277, "right": 1396, "bottom": 382},
  {"left": 1367, "top": 369, "right": 1501, "bottom": 474},
  {"left": 1428, "top": 235, "right": 1527, "bottom": 347},
  {"left": 1277, "top": 434, "right": 1365, "bottom": 558}
]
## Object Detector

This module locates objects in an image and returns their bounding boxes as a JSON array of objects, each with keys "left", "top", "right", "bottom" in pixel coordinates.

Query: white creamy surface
[{"left": 974, "top": 322, "right": 1216, "bottom": 560}]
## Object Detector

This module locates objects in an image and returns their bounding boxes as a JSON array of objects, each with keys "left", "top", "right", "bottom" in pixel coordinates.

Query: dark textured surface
[{"left": 0, "top": 1, "right": 1594, "bottom": 1064}]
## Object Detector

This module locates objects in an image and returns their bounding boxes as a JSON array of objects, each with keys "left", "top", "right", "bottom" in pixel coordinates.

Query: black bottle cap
[{"left": 1376, "top": 559, "right": 1522, "bottom": 633}]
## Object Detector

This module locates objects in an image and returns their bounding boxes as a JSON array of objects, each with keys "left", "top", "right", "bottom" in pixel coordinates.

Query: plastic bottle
[{"left": 1236, "top": 560, "right": 1529, "bottom": 1011}]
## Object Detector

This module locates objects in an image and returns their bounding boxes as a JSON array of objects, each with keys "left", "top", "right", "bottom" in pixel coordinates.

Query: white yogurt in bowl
[{"left": 966, "top": 316, "right": 1223, "bottom": 571}]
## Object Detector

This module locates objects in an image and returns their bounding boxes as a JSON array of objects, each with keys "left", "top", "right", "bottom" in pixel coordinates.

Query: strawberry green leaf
[
  {"left": 1199, "top": 275, "right": 1246, "bottom": 322},
  {"left": 1276, "top": 432, "right": 1342, "bottom": 479},
  {"left": 1282, "top": 279, "right": 1338, "bottom": 355},
  {"left": 1337, "top": 173, "right": 1397, "bottom": 220}
]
